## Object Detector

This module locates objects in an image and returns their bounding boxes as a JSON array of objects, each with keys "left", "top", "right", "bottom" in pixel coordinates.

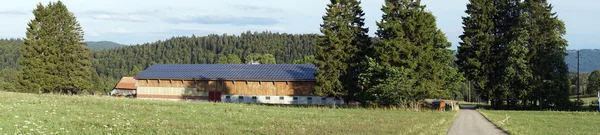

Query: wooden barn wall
[
  {"left": 136, "top": 79, "right": 315, "bottom": 96},
  {"left": 137, "top": 87, "right": 206, "bottom": 96}
]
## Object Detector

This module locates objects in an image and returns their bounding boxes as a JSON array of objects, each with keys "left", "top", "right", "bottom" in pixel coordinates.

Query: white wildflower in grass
[
  {"left": 59, "top": 128, "right": 64, "bottom": 130},
  {"left": 14, "top": 115, "right": 19, "bottom": 118}
]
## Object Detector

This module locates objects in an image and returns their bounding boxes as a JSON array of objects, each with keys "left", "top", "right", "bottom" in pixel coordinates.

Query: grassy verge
[
  {"left": 479, "top": 110, "right": 600, "bottom": 135},
  {"left": 0, "top": 92, "right": 456, "bottom": 134},
  {"left": 570, "top": 96, "right": 598, "bottom": 106}
]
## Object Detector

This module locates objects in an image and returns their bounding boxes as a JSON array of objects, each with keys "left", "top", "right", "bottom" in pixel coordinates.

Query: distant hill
[
  {"left": 566, "top": 49, "right": 600, "bottom": 73},
  {"left": 86, "top": 41, "right": 125, "bottom": 50}
]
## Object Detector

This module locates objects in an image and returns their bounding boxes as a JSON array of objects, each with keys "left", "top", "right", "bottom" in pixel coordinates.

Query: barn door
[
  {"left": 208, "top": 91, "right": 214, "bottom": 102},
  {"left": 208, "top": 91, "right": 222, "bottom": 102},
  {"left": 213, "top": 92, "right": 222, "bottom": 102}
]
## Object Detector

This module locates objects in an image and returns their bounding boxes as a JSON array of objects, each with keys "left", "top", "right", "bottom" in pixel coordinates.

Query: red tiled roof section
[{"left": 115, "top": 77, "right": 136, "bottom": 90}]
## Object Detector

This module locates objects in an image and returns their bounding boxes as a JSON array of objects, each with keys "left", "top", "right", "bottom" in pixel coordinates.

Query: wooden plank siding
[{"left": 137, "top": 80, "right": 314, "bottom": 97}]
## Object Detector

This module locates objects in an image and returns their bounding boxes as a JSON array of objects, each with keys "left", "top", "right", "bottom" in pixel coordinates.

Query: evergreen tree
[
  {"left": 314, "top": 0, "right": 370, "bottom": 98},
  {"left": 19, "top": 1, "right": 92, "bottom": 94},
  {"left": 458, "top": 0, "right": 570, "bottom": 109},
  {"left": 456, "top": 0, "right": 495, "bottom": 103},
  {"left": 293, "top": 55, "right": 315, "bottom": 64},
  {"left": 524, "top": 0, "right": 570, "bottom": 109},
  {"left": 0, "top": 68, "right": 19, "bottom": 92},
  {"left": 486, "top": 0, "right": 532, "bottom": 109},
  {"left": 130, "top": 66, "right": 143, "bottom": 76},
  {"left": 372, "top": 0, "right": 458, "bottom": 105}
]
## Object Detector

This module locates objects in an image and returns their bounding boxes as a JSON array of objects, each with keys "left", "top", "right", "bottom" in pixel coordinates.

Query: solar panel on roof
[{"left": 134, "top": 64, "right": 317, "bottom": 81}]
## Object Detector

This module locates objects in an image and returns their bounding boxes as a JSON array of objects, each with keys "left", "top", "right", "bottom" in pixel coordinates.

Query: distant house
[
  {"left": 134, "top": 64, "right": 343, "bottom": 104},
  {"left": 111, "top": 77, "right": 137, "bottom": 97}
]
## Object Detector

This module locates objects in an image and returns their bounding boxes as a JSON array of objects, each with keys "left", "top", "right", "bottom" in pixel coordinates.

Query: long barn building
[{"left": 134, "top": 64, "right": 343, "bottom": 104}]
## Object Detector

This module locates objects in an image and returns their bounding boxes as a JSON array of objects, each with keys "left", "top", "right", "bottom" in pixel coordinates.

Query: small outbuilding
[
  {"left": 111, "top": 77, "right": 137, "bottom": 97},
  {"left": 134, "top": 64, "right": 343, "bottom": 104}
]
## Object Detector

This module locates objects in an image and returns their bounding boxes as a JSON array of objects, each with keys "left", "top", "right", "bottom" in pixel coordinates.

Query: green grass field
[
  {"left": 570, "top": 96, "right": 598, "bottom": 106},
  {"left": 480, "top": 110, "right": 600, "bottom": 135},
  {"left": 0, "top": 92, "right": 456, "bottom": 134}
]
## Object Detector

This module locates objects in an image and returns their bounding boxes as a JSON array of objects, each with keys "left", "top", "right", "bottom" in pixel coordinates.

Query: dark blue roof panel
[{"left": 134, "top": 64, "right": 317, "bottom": 81}]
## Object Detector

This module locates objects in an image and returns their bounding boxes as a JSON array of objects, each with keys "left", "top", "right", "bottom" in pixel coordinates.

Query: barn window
[
  {"left": 321, "top": 97, "right": 326, "bottom": 101},
  {"left": 225, "top": 96, "right": 230, "bottom": 99},
  {"left": 266, "top": 96, "right": 271, "bottom": 100},
  {"left": 252, "top": 96, "right": 257, "bottom": 100},
  {"left": 239, "top": 96, "right": 244, "bottom": 100},
  {"left": 307, "top": 97, "right": 312, "bottom": 100},
  {"left": 293, "top": 97, "right": 298, "bottom": 100},
  {"left": 279, "top": 96, "right": 284, "bottom": 100}
]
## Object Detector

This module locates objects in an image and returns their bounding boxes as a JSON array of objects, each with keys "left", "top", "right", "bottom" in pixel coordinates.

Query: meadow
[
  {"left": 0, "top": 92, "right": 456, "bottom": 134},
  {"left": 480, "top": 110, "right": 600, "bottom": 135}
]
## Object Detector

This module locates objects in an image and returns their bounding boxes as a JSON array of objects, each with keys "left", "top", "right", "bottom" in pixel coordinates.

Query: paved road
[{"left": 447, "top": 105, "right": 508, "bottom": 135}]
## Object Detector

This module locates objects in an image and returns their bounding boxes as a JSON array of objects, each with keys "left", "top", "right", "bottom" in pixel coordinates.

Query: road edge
[{"left": 477, "top": 110, "right": 511, "bottom": 135}]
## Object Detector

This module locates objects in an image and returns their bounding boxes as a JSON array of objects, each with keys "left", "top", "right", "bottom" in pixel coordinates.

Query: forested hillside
[
  {"left": 566, "top": 49, "right": 600, "bottom": 72},
  {"left": 92, "top": 31, "right": 317, "bottom": 79},
  {"left": 86, "top": 41, "right": 125, "bottom": 50},
  {"left": 0, "top": 39, "right": 20, "bottom": 71},
  {"left": 0, "top": 39, "right": 125, "bottom": 70}
]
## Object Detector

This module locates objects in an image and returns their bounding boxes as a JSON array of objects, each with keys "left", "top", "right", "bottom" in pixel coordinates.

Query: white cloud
[
  {"left": 91, "top": 14, "right": 145, "bottom": 22},
  {"left": 110, "top": 28, "right": 131, "bottom": 34}
]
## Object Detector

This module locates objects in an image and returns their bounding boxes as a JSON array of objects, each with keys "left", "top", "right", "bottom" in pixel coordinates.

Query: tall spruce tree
[
  {"left": 491, "top": 0, "right": 531, "bottom": 109},
  {"left": 456, "top": 0, "right": 496, "bottom": 103},
  {"left": 372, "top": 0, "right": 458, "bottom": 105},
  {"left": 314, "top": 0, "right": 370, "bottom": 98},
  {"left": 524, "top": 0, "right": 570, "bottom": 109},
  {"left": 19, "top": 1, "right": 92, "bottom": 94},
  {"left": 459, "top": 0, "right": 569, "bottom": 109}
]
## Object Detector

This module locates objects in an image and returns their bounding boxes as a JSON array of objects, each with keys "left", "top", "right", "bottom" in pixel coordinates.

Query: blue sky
[{"left": 0, "top": 0, "right": 597, "bottom": 50}]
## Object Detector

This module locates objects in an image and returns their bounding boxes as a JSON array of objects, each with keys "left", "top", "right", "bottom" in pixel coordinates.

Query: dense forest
[
  {"left": 91, "top": 31, "right": 317, "bottom": 79},
  {"left": 86, "top": 41, "right": 125, "bottom": 51}
]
